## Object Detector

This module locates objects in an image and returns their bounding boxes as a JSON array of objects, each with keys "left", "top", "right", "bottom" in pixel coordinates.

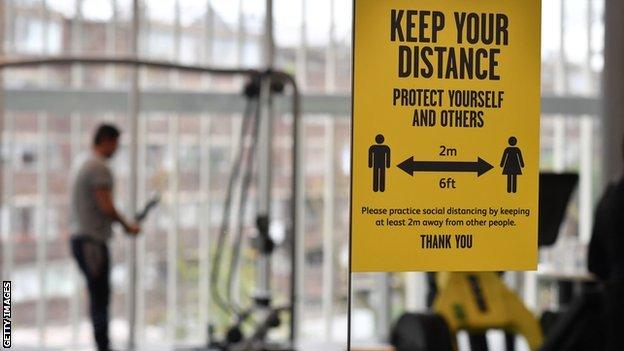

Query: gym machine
[
  {"left": 390, "top": 173, "right": 579, "bottom": 351},
  {"left": 0, "top": 57, "right": 301, "bottom": 351},
  {"left": 201, "top": 74, "right": 296, "bottom": 351}
]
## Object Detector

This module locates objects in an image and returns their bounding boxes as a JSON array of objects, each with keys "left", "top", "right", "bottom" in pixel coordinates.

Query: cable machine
[{"left": 0, "top": 57, "right": 301, "bottom": 351}]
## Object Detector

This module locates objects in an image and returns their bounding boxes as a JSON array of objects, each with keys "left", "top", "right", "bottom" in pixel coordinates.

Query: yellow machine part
[{"left": 433, "top": 272, "right": 543, "bottom": 351}]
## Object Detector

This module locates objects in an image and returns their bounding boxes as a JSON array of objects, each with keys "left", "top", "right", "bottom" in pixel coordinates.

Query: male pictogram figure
[{"left": 369, "top": 134, "right": 391, "bottom": 192}]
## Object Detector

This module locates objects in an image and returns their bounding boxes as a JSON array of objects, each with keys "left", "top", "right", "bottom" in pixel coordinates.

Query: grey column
[{"left": 603, "top": 0, "right": 624, "bottom": 182}]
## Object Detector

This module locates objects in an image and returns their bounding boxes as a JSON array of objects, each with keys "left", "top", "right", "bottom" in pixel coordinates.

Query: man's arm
[{"left": 94, "top": 187, "right": 140, "bottom": 234}]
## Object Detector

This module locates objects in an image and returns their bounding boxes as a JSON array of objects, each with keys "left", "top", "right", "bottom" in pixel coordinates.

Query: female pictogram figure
[{"left": 500, "top": 136, "right": 524, "bottom": 193}]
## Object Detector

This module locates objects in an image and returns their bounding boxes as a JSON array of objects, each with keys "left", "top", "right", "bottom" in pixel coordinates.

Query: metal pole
[
  {"left": 553, "top": 0, "right": 567, "bottom": 172},
  {"left": 292, "top": 98, "right": 303, "bottom": 345},
  {"left": 36, "top": 1, "right": 51, "bottom": 346},
  {"left": 3, "top": 0, "right": 11, "bottom": 55},
  {"left": 69, "top": 0, "right": 84, "bottom": 346},
  {"left": 267, "top": 71, "right": 302, "bottom": 348},
  {"left": 167, "top": 112, "right": 179, "bottom": 344},
  {"left": 255, "top": 75, "right": 273, "bottom": 331},
  {"left": 347, "top": 1, "right": 356, "bottom": 347},
  {"left": 297, "top": 0, "right": 307, "bottom": 88},
  {"left": 0, "top": 0, "right": 5, "bottom": 282},
  {"left": 133, "top": 0, "right": 147, "bottom": 341},
  {"left": 237, "top": 0, "right": 246, "bottom": 66},
  {"left": 253, "top": 0, "right": 275, "bottom": 333},
  {"left": 136, "top": 110, "right": 147, "bottom": 343},
  {"left": 0, "top": 1, "right": 4, "bottom": 280},
  {"left": 36, "top": 111, "right": 48, "bottom": 348},
  {"left": 293, "top": 15, "right": 307, "bottom": 341},
  {"left": 586, "top": 0, "right": 594, "bottom": 94},
  {"left": 165, "top": 1, "right": 181, "bottom": 344},
  {"left": 264, "top": 0, "right": 274, "bottom": 69},
  {"left": 578, "top": 0, "right": 594, "bottom": 243},
  {"left": 376, "top": 274, "right": 393, "bottom": 340},
  {"left": 325, "top": 0, "right": 336, "bottom": 92},
  {"left": 127, "top": 0, "right": 141, "bottom": 349},
  {"left": 204, "top": 0, "right": 214, "bottom": 65},
  {"left": 0, "top": 113, "right": 12, "bottom": 283},
  {"left": 603, "top": 0, "right": 624, "bottom": 181},
  {"left": 322, "top": 117, "right": 335, "bottom": 342},
  {"left": 259, "top": 70, "right": 302, "bottom": 347},
  {"left": 105, "top": 0, "right": 118, "bottom": 87},
  {"left": 198, "top": 116, "right": 211, "bottom": 342},
  {"left": 405, "top": 272, "right": 426, "bottom": 312},
  {"left": 0, "top": 57, "right": 259, "bottom": 76},
  {"left": 199, "top": 1, "right": 213, "bottom": 341},
  {"left": 322, "top": 0, "right": 336, "bottom": 341}
]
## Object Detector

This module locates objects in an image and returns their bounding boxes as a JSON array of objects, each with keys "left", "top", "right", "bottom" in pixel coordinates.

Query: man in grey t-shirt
[{"left": 69, "top": 124, "right": 140, "bottom": 351}]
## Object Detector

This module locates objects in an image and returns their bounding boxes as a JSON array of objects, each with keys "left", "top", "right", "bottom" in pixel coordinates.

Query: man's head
[{"left": 93, "top": 124, "right": 120, "bottom": 159}]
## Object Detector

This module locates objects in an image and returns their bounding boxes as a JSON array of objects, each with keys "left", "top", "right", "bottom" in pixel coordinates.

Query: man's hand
[{"left": 94, "top": 188, "right": 141, "bottom": 235}]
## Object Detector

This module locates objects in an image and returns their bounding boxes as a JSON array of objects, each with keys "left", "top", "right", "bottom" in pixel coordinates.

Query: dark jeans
[{"left": 71, "top": 236, "right": 110, "bottom": 351}]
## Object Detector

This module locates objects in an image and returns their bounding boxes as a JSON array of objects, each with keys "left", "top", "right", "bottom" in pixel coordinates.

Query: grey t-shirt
[{"left": 69, "top": 152, "right": 114, "bottom": 242}]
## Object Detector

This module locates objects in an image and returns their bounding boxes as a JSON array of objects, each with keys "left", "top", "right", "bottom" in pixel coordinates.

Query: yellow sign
[{"left": 351, "top": 0, "right": 541, "bottom": 272}]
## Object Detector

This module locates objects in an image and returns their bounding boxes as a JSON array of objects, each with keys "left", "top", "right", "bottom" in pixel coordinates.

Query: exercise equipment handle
[{"left": 135, "top": 195, "right": 160, "bottom": 223}]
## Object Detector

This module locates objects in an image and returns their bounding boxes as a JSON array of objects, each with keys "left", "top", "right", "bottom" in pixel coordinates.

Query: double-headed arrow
[{"left": 397, "top": 156, "right": 494, "bottom": 177}]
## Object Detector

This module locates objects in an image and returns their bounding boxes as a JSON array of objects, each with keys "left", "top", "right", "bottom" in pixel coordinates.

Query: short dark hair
[{"left": 93, "top": 124, "right": 121, "bottom": 145}]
